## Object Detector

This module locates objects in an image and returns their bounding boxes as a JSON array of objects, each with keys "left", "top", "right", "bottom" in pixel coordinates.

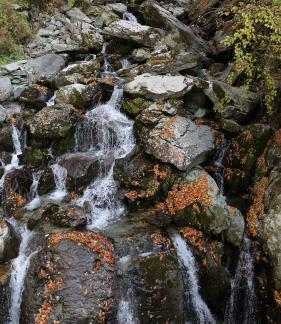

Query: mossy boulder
[
  {"left": 20, "top": 148, "right": 44, "bottom": 167},
  {"left": 122, "top": 97, "right": 151, "bottom": 117}
]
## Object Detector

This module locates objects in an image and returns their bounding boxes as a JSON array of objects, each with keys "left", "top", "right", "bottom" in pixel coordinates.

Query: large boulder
[
  {"left": 103, "top": 20, "right": 163, "bottom": 47},
  {"left": 141, "top": 1, "right": 209, "bottom": 53},
  {"left": 21, "top": 231, "right": 115, "bottom": 323},
  {"left": 27, "top": 104, "right": 77, "bottom": 139},
  {"left": 0, "top": 77, "right": 12, "bottom": 102},
  {"left": 124, "top": 73, "right": 196, "bottom": 100},
  {"left": 19, "top": 84, "right": 52, "bottom": 109},
  {"left": 55, "top": 59, "right": 101, "bottom": 87},
  {"left": 143, "top": 115, "right": 215, "bottom": 171},
  {"left": 27, "top": 13, "right": 103, "bottom": 57}
]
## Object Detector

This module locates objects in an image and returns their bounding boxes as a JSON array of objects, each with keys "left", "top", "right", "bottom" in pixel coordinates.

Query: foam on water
[
  {"left": 48, "top": 163, "right": 68, "bottom": 202},
  {"left": 123, "top": 12, "right": 138, "bottom": 23},
  {"left": 171, "top": 232, "right": 215, "bottom": 324}
]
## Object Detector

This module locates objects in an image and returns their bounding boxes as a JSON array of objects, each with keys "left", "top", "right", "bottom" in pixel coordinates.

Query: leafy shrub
[
  {"left": 220, "top": 0, "right": 281, "bottom": 113},
  {"left": 0, "top": 0, "right": 31, "bottom": 59}
]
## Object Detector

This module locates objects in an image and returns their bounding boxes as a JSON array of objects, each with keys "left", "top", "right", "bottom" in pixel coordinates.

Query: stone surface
[
  {"left": 144, "top": 116, "right": 214, "bottom": 171},
  {"left": 103, "top": 20, "right": 163, "bottom": 47},
  {"left": 19, "top": 84, "right": 52, "bottom": 109},
  {"left": 0, "top": 219, "right": 20, "bottom": 262},
  {"left": 0, "top": 77, "right": 12, "bottom": 102},
  {"left": 124, "top": 73, "right": 195, "bottom": 100}
]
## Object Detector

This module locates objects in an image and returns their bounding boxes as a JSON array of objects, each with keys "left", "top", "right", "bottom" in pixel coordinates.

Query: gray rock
[
  {"left": 124, "top": 73, "right": 195, "bottom": 100},
  {"left": 25, "top": 54, "right": 66, "bottom": 84},
  {"left": 0, "top": 220, "right": 20, "bottom": 262},
  {"left": 28, "top": 104, "right": 77, "bottom": 139},
  {"left": 0, "top": 105, "right": 7, "bottom": 123},
  {"left": 102, "top": 20, "right": 163, "bottom": 47},
  {"left": 101, "top": 11, "right": 120, "bottom": 26},
  {"left": 66, "top": 7, "right": 92, "bottom": 23},
  {"left": 0, "top": 77, "right": 12, "bottom": 102},
  {"left": 107, "top": 3, "right": 127, "bottom": 15},
  {"left": 144, "top": 116, "right": 214, "bottom": 171},
  {"left": 131, "top": 48, "right": 151, "bottom": 63}
]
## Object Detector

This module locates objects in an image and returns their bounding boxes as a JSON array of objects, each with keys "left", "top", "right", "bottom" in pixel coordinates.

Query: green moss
[
  {"left": 123, "top": 98, "right": 151, "bottom": 117},
  {"left": 21, "top": 148, "right": 44, "bottom": 166}
]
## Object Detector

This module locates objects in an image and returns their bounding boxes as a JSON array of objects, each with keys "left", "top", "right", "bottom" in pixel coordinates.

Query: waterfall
[
  {"left": 25, "top": 172, "right": 41, "bottom": 210},
  {"left": 117, "top": 255, "right": 138, "bottom": 324},
  {"left": 224, "top": 235, "right": 257, "bottom": 324},
  {"left": 101, "top": 43, "right": 112, "bottom": 75},
  {"left": 0, "top": 125, "right": 22, "bottom": 191},
  {"left": 213, "top": 135, "right": 229, "bottom": 194},
  {"left": 76, "top": 85, "right": 135, "bottom": 229},
  {"left": 48, "top": 163, "right": 68, "bottom": 202},
  {"left": 123, "top": 12, "right": 138, "bottom": 23},
  {"left": 171, "top": 232, "right": 215, "bottom": 324},
  {"left": 121, "top": 58, "right": 130, "bottom": 69},
  {"left": 46, "top": 91, "right": 57, "bottom": 107},
  {"left": 7, "top": 219, "right": 36, "bottom": 324}
]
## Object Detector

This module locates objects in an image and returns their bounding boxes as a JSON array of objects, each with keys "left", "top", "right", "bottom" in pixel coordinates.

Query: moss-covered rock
[
  {"left": 20, "top": 148, "right": 44, "bottom": 167},
  {"left": 122, "top": 97, "right": 151, "bottom": 117}
]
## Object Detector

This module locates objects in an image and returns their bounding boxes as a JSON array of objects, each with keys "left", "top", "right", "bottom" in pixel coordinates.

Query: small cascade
[
  {"left": 46, "top": 91, "right": 57, "bottom": 106},
  {"left": 171, "top": 232, "right": 215, "bottom": 324},
  {"left": 76, "top": 86, "right": 135, "bottom": 229},
  {"left": 121, "top": 58, "right": 130, "bottom": 69},
  {"left": 213, "top": 135, "right": 229, "bottom": 194},
  {"left": 25, "top": 172, "right": 41, "bottom": 210},
  {"left": 123, "top": 12, "right": 138, "bottom": 23},
  {"left": 224, "top": 235, "right": 257, "bottom": 324},
  {"left": 101, "top": 43, "right": 112, "bottom": 75},
  {"left": 48, "top": 163, "right": 68, "bottom": 202},
  {"left": 7, "top": 219, "right": 36, "bottom": 324},
  {"left": 117, "top": 255, "right": 138, "bottom": 324},
  {"left": 0, "top": 125, "right": 23, "bottom": 191}
]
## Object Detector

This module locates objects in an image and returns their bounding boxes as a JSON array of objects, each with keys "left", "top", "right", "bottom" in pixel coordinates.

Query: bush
[
  {"left": 0, "top": 0, "right": 31, "bottom": 60},
  {"left": 220, "top": 0, "right": 281, "bottom": 113}
]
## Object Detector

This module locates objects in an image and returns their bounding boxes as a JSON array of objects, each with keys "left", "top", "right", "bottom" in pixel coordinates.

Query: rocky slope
[{"left": 0, "top": 0, "right": 280, "bottom": 323}]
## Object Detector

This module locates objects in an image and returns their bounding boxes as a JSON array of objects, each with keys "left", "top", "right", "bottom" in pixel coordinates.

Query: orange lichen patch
[
  {"left": 159, "top": 116, "right": 177, "bottom": 138},
  {"left": 166, "top": 176, "right": 211, "bottom": 215},
  {"left": 33, "top": 84, "right": 48, "bottom": 94},
  {"left": 0, "top": 219, "right": 6, "bottom": 228},
  {"left": 99, "top": 301, "right": 109, "bottom": 324},
  {"left": 48, "top": 231, "right": 114, "bottom": 265},
  {"left": 247, "top": 177, "right": 268, "bottom": 237},
  {"left": 125, "top": 190, "right": 138, "bottom": 201},
  {"left": 274, "top": 290, "right": 281, "bottom": 307},
  {"left": 35, "top": 300, "right": 52, "bottom": 324},
  {"left": 244, "top": 130, "right": 253, "bottom": 142},
  {"left": 151, "top": 231, "right": 171, "bottom": 249},
  {"left": 44, "top": 278, "right": 64, "bottom": 296}
]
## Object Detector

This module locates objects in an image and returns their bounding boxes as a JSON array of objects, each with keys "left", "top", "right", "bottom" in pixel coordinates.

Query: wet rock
[
  {"left": 141, "top": 1, "right": 209, "bottom": 53},
  {"left": 55, "top": 84, "right": 95, "bottom": 109},
  {"left": 22, "top": 231, "right": 115, "bottom": 323},
  {"left": 259, "top": 170, "right": 281, "bottom": 289},
  {"left": 131, "top": 47, "right": 151, "bottom": 63},
  {"left": 24, "top": 54, "right": 66, "bottom": 84},
  {"left": 50, "top": 205, "right": 89, "bottom": 228},
  {"left": 55, "top": 59, "right": 101, "bottom": 87},
  {"left": 20, "top": 147, "right": 44, "bottom": 167},
  {"left": 0, "top": 125, "right": 14, "bottom": 151},
  {"left": 0, "top": 264, "right": 11, "bottom": 323},
  {"left": 163, "top": 168, "right": 244, "bottom": 245},
  {"left": 37, "top": 168, "right": 55, "bottom": 195},
  {"left": 0, "top": 77, "right": 12, "bottom": 102},
  {"left": 122, "top": 97, "right": 151, "bottom": 117},
  {"left": 124, "top": 73, "right": 196, "bottom": 100},
  {"left": 27, "top": 104, "right": 77, "bottom": 139},
  {"left": 102, "top": 20, "right": 163, "bottom": 47},
  {"left": 135, "top": 253, "right": 184, "bottom": 323},
  {"left": 143, "top": 115, "right": 214, "bottom": 171},
  {"left": 59, "top": 152, "right": 100, "bottom": 190},
  {"left": 19, "top": 84, "right": 52, "bottom": 109},
  {"left": 27, "top": 13, "right": 103, "bottom": 56},
  {"left": 265, "top": 129, "right": 281, "bottom": 170},
  {"left": 0, "top": 219, "right": 20, "bottom": 262},
  {"left": 221, "top": 119, "right": 241, "bottom": 134}
]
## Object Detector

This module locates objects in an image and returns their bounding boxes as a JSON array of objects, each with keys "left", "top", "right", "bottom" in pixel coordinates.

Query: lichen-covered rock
[
  {"left": 124, "top": 73, "right": 195, "bottom": 100},
  {"left": 122, "top": 97, "right": 151, "bottom": 117},
  {"left": 144, "top": 115, "right": 214, "bottom": 171},
  {"left": 0, "top": 77, "right": 12, "bottom": 102},
  {"left": 55, "top": 59, "right": 101, "bottom": 87},
  {"left": 103, "top": 20, "right": 163, "bottom": 47},
  {"left": 19, "top": 84, "right": 52, "bottom": 109},
  {"left": 55, "top": 84, "right": 95, "bottom": 109},
  {"left": 28, "top": 104, "right": 77, "bottom": 139},
  {"left": 0, "top": 219, "right": 20, "bottom": 262},
  {"left": 50, "top": 205, "right": 89, "bottom": 228},
  {"left": 21, "top": 231, "right": 115, "bottom": 323}
]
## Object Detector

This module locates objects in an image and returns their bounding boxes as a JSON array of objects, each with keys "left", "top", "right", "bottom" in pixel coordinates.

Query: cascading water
[
  {"left": 25, "top": 172, "right": 41, "bottom": 210},
  {"left": 117, "top": 255, "right": 138, "bottom": 324},
  {"left": 75, "top": 86, "right": 135, "bottom": 229},
  {"left": 46, "top": 91, "right": 57, "bottom": 106},
  {"left": 224, "top": 235, "right": 257, "bottom": 324},
  {"left": 7, "top": 219, "right": 36, "bottom": 324},
  {"left": 48, "top": 163, "right": 68, "bottom": 202},
  {"left": 171, "top": 232, "right": 215, "bottom": 324},
  {"left": 213, "top": 135, "right": 229, "bottom": 194},
  {"left": 121, "top": 58, "right": 130, "bottom": 69},
  {"left": 0, "top": 125, "right": 22, "bottom": 191},
  {"left": 123, "top": 12, "right": 138, "bottom": 23},
  {"left": 101, "top": 43, "right": 112, "bottom": 75}
]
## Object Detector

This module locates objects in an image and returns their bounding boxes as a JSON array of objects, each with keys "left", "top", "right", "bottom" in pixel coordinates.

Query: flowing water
[
  {"left": 171, "top": 232, "right": 215, "bottom": 324},
  {"left": 46, "top": 91, "right": 57, "bottom": 106},
  {"left": 213, "top": 135, "right": 229, "bottom": 194},
  {"left": 101, "top": 42, "right": 112, "bottom": 75},
  {"left": 0, "top": 125, "right": 22, "bottom": 191},
  {"left": 25, "top": 172, "right": 41, "bottom": 210},
  {"left": 121, "top": 58, "right": 130, "bottom": 69},
  {"left": 48, "top": 163, "right": 68, "bottom": 202},
  {"left": 7, "top": 219, "right": 36, "bottom": 324},
  {"left": 224, "top": 235, "right": 257, "bottom": 324},
  {"left": 75, "top": 86, "right": 135, "bottom": 229}
]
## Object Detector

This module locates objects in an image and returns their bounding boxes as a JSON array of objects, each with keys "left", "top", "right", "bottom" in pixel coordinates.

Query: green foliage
[
  {"left": 67, "top": 0, "right": 92, "bottom": 9},
  {"left": 0, "top": 0, "right": 31, "bottom": 59},
  {"left": 221, "top": 0, "right": 281, "bottom": 114}
]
